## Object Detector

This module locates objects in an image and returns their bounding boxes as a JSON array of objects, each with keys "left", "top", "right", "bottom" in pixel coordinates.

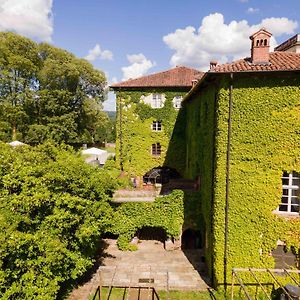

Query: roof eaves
[{"left": 183, "top": 68, "right": 300, "bottom": 103}]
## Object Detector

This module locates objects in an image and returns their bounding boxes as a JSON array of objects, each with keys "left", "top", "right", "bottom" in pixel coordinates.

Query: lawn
[{"left": 90, "top": 287, "right": 220, "bottom": 300}]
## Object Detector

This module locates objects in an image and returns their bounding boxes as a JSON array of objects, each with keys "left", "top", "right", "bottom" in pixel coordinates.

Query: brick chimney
[{"left": 250, "top": 28, "right": 272, "bottom": 64}]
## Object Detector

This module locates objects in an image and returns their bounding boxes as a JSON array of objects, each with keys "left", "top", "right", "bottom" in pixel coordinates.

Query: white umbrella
[{"left": 8, "top": 140, "right": 26, "bottom": 147}]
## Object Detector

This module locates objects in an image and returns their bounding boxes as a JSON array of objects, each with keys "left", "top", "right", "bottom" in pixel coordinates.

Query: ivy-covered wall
[
  {"left": 183, "top": 84, "right": 217, "bottom": 280},
  {"left": 115, "top": 89, "right": 187, "bottom": 177},
  {"left": 186, "top": 72, "right": 300, "bottom": 288},
  {"left": 109, "top": 190, "right": 184, "bottom": 250}
]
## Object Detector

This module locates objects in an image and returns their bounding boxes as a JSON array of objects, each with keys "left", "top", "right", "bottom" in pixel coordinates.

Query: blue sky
[{"left": 0, "top": 0, "right": 299, "bottom": 110}]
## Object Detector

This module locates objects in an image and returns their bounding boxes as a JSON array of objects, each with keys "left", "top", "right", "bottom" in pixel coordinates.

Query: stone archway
[{"left": 136, "top": 226, "right": 167, "bottom": 243}]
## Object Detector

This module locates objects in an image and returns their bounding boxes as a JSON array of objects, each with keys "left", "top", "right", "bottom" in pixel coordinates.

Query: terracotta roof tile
[
  {"left": 211, "top": 52, "right": 300, "bottom": 73},
  {"left": 110, "top": 66, "right": 204, "bottom": 88}
]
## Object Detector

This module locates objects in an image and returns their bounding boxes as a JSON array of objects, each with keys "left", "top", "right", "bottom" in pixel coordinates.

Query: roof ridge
[{"left": 110, "top": 65, "right": 203, "bottom": 88}]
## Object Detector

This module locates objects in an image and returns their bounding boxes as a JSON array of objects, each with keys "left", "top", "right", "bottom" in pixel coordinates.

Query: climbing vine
[
  {"left": 109, "top": 190, "right": 185, "bottom": 250},
  {"left": 115, "top": 89, "right": 187, "bottom": 176},
  {"left": 185, "top": 73, "right": 300, "bottom": 289}
]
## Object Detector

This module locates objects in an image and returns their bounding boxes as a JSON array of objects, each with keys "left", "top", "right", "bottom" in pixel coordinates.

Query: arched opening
[
  {"left": 260, "top": 39, "right": 263, "bottom": 46},
  {"left": 256, "top": 40, "right": 259, "bottom": 46},
  {"left": 264, "top": 39, "right": 267, "bottom": 46},
  {"left": 136, "top": 226, "right": 167, "bottom": 243},
  {"left": 102, "top": 232, "right": 119, "bottom": 239},
  {"left": 181, "top": 229, "right": 202, "bottom": 249},
  {"left": 143, "top": 166, "right": 180, "bottom": 185}
]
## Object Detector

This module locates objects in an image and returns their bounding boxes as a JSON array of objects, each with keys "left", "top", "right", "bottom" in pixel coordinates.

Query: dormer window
[
  {"left": 173, "top": 95, "right": 183, "bottom": 109},
  {"left": 279, "top": 171, "right": 299, "bottom": 214},
  {"left": 152, "top": 94, "right": 163, "bottom": 108},
  {"left": 152, "top": 121, "right": 162, "bottom": 131}
]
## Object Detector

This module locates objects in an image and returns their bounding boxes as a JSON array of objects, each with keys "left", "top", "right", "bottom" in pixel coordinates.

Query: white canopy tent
[
  {"left": 8, "top": 140, "right": 26, "bottom": 147},
  {"left": 82, "top": 147, "right": 108, "bottom": 165}
]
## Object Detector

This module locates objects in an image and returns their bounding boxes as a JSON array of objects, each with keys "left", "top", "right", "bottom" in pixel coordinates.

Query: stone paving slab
[{"left": 68, "top": 239, "right": 210, "bottom": 299}]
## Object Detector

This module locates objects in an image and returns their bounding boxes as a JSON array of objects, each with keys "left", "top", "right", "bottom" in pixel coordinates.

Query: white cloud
[
  {"left": 85, "top": 44, "right": 113, "bottom": 61},
  {"left": 0, "top": 0, "right": 53, "bottom": 42},
  {"left": 163, "top": 13, "right": 298, "bottom": 71},
  {"left": 122, "top": 53, "right": 156, "bottom": 81},
  {"left": 247, "top": 7, "right": 260, "bottom": 14}
]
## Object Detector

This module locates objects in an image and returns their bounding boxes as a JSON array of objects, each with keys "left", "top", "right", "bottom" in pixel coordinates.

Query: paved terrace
[{"left": 68, "top": 239, "right": 210, "bottom": 300}]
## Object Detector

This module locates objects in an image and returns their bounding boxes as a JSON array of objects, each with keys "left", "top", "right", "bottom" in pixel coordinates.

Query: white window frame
[
  {"left": 278, "top": 171, "right": 300, "bottom": 214},
  {"left": 152, "top": 94, "right": 163, "bottom": 108},
  {"left": 173, "top": 95, "right": 183, "bottom": 109},
  {"left": 152, "top": 121, "right": 162, "bottom": 131}
]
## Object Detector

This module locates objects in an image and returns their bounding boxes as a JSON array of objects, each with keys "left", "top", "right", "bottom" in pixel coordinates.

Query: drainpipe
[
  {"left": 224, "top": 73, "right": 233, "bottom": 290},
  {"left": 118, "top": 92, "right": 124, "bottom": 171}
]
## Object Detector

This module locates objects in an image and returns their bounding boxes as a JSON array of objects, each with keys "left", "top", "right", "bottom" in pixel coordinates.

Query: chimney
[
  {"left": 210, "top": 60, "right": 218, "bottom": 70},
  {"left": 250, "top": 28, "right": 272, "bottom": 64}
]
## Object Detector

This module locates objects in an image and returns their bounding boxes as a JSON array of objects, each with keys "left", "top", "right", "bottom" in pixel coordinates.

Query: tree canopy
[
  {"left": 0, "top": 142, "right": 115, "bottom": 299},
  {"left": 0, "top": 32, "right": 113, "bottom": 144}
]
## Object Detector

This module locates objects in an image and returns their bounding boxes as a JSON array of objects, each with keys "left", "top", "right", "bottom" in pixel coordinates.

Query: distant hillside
[{"left": 105, "top": 111, "right": 116, "bottom": 121}]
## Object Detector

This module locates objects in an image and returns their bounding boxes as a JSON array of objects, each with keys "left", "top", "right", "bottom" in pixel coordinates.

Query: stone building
[{"left": 110, "top": 29, "right": 300, "bottom": 287}]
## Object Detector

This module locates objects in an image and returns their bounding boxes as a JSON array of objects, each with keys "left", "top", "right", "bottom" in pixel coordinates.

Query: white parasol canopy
[
  {"left": 8, "top": 140, "right": 26, "bottom": 147},
  {"left": 82, "top": 147, "right": 107, "bottom": 155}
]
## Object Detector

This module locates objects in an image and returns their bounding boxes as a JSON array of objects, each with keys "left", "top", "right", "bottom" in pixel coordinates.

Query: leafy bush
[{"left": 0, "top": 142, "right": 115, "bottom": 299}]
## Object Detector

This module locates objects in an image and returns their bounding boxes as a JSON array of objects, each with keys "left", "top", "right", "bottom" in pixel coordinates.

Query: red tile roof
[
  {"left": 110, "top": 66, "right": 204, "bottom": 89},
  {"left": 210, "top": 52, "right": 300, "bottom": 73}
]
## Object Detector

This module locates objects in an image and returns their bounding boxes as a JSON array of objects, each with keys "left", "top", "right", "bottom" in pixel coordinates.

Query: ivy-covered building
[
  {"left": 110, "top": 29, "right": 300, "bottom": 290},
  {"left": 111, "top": 66, "right": 203, "bottom": 183},
  {"left": 183, "top": 28, "right": 300, "bottom": 286}
]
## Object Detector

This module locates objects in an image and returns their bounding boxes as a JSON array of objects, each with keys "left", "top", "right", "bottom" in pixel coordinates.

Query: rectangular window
[
  {"left": 151, "top": 143, "right": 161, "bottom": 156},
  {"left": 152, "top": 121, "right": 162, "bottom": 131},
  {"left": 173, "top": 95, "right": 183, "bottom": 109},
  {"left": 152, "top": 94, "right": 162, "bottom": 108},
  {"left": 279, "top": 171, "right": 300, "bottom": 214}
]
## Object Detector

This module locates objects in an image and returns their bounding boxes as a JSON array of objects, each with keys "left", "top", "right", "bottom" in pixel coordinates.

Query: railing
[
  {"left": 90, "top": 265, "right": 170, "bottom": 300},
  {"left": 231, "top": 268, "right": 300, "bottom": 300}
]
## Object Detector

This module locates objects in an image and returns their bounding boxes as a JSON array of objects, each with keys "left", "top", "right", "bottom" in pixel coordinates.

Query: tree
[
  {"left": 0, "top": 142, "right": 115, "bottom": 299},
  {"left": 0, "top": 32, "right": 110, "bottom": 144}
]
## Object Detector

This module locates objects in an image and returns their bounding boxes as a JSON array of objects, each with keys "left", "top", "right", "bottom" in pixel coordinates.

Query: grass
[{"left": 89, "top": 287, "right": 221, "bottom": 300}]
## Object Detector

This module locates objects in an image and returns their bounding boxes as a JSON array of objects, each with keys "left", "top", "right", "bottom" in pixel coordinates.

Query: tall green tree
[{"left": 0, "top": 32, "right": 110, "bottom": 144}]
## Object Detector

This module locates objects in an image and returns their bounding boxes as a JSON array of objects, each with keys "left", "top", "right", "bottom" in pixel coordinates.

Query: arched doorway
[
  {"left": 143, "top": 166, "right": 180, "bottom": 185},
  {"left": 102, "top": 232, "right": 119, "bottom": 240},
  {"left": 136, "top": 226, "right": 167, "bottom": 243},
  {"left": 181, "top": 228, "right": 202, "bottom": 249}
]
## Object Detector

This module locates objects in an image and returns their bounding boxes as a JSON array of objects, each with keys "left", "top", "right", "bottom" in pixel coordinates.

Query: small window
[
  {"left": 152, "top": 94, "right": 163, "bottom": 108},
  {"left": 151, "top": 143, "right": 161, "bottom": 156},
  {"left": 279, "top": 171, "right": 300, "bottom": 214},
  {"left": 173, "top": 95, "right": 183, "bottom": 109},
  {"left": 152, "top": 121, "right": 162, "bottom": 131},
  {"left": 256, "top": 40, "right": 259, "bottom": 46},
  {"left": 264, "top": 39, "right": 267, "bottom": 46}
]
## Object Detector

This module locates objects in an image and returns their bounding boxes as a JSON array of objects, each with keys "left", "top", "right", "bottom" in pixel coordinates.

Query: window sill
[{"left": 272, "top": 210, "right": 299, "bottom": 219}]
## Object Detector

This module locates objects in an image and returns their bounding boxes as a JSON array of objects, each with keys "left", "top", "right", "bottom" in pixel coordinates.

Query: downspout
[
  {"left": 118, "top": 92, "right": 124, "bottom": 171},
  {"left": 224, "top": 72, "right": 233, "bottom": 290}
]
